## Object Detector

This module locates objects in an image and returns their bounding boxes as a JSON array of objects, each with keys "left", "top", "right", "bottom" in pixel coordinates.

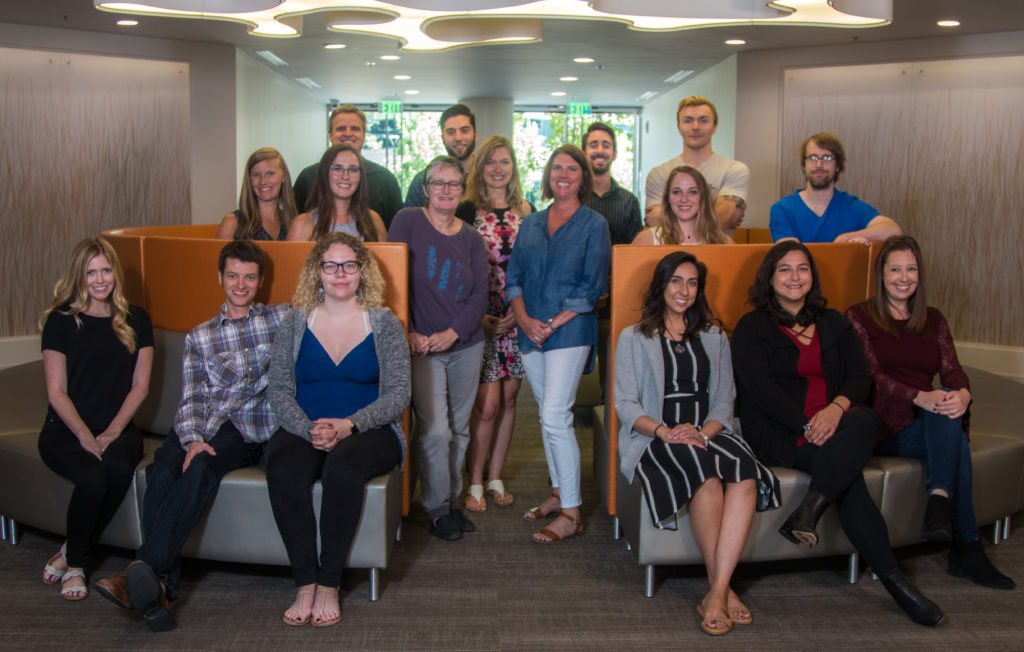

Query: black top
[
  {"left": 41, "top": 304, "right": 154, "bottom": 431},
  {"left": 660, "top": 335, "right": 710, "bottom": 428},
  {"left": 585, "top": 177, "right": 643, "bottom": 246},
  {"left": 231, "top": 210, "right": 286, "bottom": 241}
]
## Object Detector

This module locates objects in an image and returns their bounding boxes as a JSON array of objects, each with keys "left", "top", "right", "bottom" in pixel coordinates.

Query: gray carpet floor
[{"left": 2, "top": 371, "right": 1023, "bottom": 650}]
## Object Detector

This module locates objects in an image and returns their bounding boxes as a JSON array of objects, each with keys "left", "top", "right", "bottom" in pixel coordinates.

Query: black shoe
[
  {"left": 126, "top": 560, "right": 175, "bottom": 632},
  {"left": 922, "top": 494, "right": 952, "bottom": 542},
  {"left": 778, "top": 490, "right": 830, "bottom": 548},
  {"left": 948, "top": 539, "right": 1015, "bottom": 589},
  {"left": 450, "top": 508, "right": 476, "bottom": 533},
  {"left": 430, "top": 514, "right": 462, "bottom": 541},
  {"left": 877, "top": 569, "right": 945, "bottom": 627}
]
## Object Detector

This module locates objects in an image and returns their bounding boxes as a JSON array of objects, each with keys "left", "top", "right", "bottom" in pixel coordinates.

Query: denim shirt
[{"left": 505, "top": 204, "right": 611, "bottom": 354}]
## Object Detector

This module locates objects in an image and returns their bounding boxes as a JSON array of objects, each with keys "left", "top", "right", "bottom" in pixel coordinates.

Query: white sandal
[
  {"left": 487, "top": 479, "right": 514, "bottom": 506},
  {"left": 60, "top": 568, "right": 88, "bottom": 601},
  {"left": 43, "top": 542, "right": 67, "bottom": 584}
]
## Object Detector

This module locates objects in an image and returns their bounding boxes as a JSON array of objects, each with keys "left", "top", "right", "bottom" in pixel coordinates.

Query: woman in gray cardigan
[
  {"left": 614, "top": 251, "right": 779, "bottom": 637},
  {"left": 266, "top": 233, "right": 410, "bottom": 628}
]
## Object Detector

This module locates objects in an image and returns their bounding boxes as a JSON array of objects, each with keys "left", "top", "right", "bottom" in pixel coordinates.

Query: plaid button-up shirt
[{"left": 173, "top": 302, "right": 289, "bottom": 447}]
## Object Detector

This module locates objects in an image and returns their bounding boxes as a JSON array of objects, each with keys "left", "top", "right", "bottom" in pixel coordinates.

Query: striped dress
[{"left": 636, "top": 335, "right": 781, "bottom": 530}]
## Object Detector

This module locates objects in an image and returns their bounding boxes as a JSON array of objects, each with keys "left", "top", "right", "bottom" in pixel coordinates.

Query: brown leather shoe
[{"left": 95, "top": 571, "right": 130, "bottom": 609}]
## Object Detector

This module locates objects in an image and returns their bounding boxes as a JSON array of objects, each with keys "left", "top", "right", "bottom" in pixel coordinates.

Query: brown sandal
[
  {"left": 727, "top": 589, "right": 753, "bottom": 625},
  {"left": 697, "top": 598, "right": 733, "bottom": 636},
  {"left": 531, "top": 511, "right": 583, "bottom": 543},
  {"left": 311, "top": 586, "right": 341, "bottom": 627},
  {"left": 523, "top": 495, "right": 560, "bottom": 521},
  {"left": 282, "top": 588, "right": 315, "bottom": 626}
]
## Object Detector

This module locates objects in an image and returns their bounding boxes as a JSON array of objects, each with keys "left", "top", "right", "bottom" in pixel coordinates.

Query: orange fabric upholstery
[{"left": 606, "top": 243, "right": 873, "bottom": 514}]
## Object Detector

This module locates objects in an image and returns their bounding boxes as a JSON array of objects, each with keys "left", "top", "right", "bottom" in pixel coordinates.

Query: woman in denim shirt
[{"left": 506, "top": 144, "right": 611, "bottom": 543}]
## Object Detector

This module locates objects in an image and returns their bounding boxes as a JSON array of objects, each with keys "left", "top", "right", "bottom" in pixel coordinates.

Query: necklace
[{"left": 664, "top": 326, "right": 687, "bottom": 353}]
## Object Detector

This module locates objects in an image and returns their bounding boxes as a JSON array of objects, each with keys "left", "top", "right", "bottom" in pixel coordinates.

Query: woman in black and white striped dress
[{"left": 615, "top": 251, "right": 779, "bottom": 636}]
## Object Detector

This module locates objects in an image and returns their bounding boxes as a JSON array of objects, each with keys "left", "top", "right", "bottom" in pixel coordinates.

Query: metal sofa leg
[
  {"left": 1004, "top": 516, "right": 1011, "bottom": 541},
  {"left": 396, "top": 522, "right": 402, "bottom": 543},
  {"left": 993, "top": 520, "right": 1002, "bottom": 545},
  {"left": 369, "top": 568, "right": 380, "bottom": 602},
  {"left": 613, "top": 516, "right": 621, "bottom": 540},
  {"left": 1, "top": 515, "right": 6, "bottom": 541},
  {"left": 644, "top": 565, "right": 655, "bottom": 598},
  {"left": 8, "top": 519, "right": 17, "bottom": 546},
  {"left": 848, "top": 553, "right": 859, "bottom": 584}
]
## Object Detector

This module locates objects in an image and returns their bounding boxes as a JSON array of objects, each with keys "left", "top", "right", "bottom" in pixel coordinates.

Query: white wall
[
  {"left": 638, "top": 55, "right": 738, "bottom": 192},
  {"left": 233, "top": 50, "right": 326, "bottom": 216}
]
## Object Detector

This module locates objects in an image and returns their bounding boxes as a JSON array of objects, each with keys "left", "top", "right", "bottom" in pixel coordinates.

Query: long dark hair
[
  {"left": 748, "top": 240, "right": 826, "bottom": 327},
  {"left": 637, "top": 251, "right": 714, "bottom": 340},
  {"left": 309, "top": 143, "right": 376, "bottom": 241},
  {"left": 864, "top": 235, "right": 929, "bottom": 337}
]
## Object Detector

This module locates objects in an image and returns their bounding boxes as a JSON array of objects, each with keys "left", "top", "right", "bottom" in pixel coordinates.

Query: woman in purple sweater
[{"left": 847, "top": 235, "right": 1012, "bottom": 589}]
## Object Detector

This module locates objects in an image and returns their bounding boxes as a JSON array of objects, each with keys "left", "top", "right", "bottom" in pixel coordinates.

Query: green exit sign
[
  {"left": 568, "top": 102, "right": 591, "bottom": 115},
  {"left": 381, "top": 101, "right": 402, "bottom": 114}
]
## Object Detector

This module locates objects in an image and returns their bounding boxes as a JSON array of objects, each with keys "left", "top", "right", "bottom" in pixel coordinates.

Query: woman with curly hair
[
  {"left": 38, "top": 236, "right": 154, "bottom": 600},
  {"left": 287, "top": 144, "right": 387, "bottom": 242},
  {"left": 216, "top": 147, "right": 297, "bottom": 240},
  {"left": 632, "top": 166, "right": 731, "bottom": 245},
  {"left": 455, "top": 135, "right": 534, "bottom": 512},
  {"left": 266, "top": 232, "right": 410, "bottom": 627}
]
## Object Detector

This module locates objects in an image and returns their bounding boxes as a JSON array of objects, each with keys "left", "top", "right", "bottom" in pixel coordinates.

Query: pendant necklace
[{"left": 665, "top": 325, "right": 687, "bottom": 354}]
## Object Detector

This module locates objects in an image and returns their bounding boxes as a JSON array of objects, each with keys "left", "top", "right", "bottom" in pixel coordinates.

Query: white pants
[{"left": 521, "top": 346, "right": 589, "bottom": 509}]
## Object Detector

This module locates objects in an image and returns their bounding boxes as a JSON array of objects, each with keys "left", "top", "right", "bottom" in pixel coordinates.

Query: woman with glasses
[
  {"left": 387, "top": 155, "right": 489, "bottom": 541},
  {"left": 506, "top": 145, "right": 610, "bottom": 543},
  {"left": 266, "top": 232, "right": 409, "bottom": 627},
  {"left": 455, "top": 135, "right": 534, "bottom": 512},
  {"left": 287, "top": 144, "right": 387, "bottom": 242},
  {"left": 217, "top": 147, "right": 297, "bottom": 240}
]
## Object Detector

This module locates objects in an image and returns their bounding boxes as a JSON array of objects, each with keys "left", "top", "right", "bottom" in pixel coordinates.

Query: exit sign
[
  {"left": 381, "top": 101, "right": 402, "bottom": 114},
  {"left": 568, "top": 102, "right": 591, "bottom": 115}
]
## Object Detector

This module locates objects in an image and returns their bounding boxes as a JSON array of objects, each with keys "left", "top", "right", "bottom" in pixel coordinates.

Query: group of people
[{"left": 35, "top": 98, "right": 1012, "bottom": 635}]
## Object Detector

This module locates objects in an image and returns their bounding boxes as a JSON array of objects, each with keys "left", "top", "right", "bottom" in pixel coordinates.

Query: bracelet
[
  {"left": 829, "top": 400, "right": 845, "bottom": 411},
  {"left": 699, "top": 430, "right": 709, "bottom": 446},
  {"left": 546, "top": 317, "right": 558, "bottom": 332},
  {"left": 653, "top": 425, "right": 663, "bottom": 438}
]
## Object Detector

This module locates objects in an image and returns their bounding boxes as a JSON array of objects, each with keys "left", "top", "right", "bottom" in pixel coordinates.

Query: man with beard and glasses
[
  {"left": 403, "top": 104, "right": 477, "bottom": 213},
  {"left": 644, "top": 96, "right": 749, "bottom": 233},
  {"left": 770, "top": 132, "right": 901, "bottom": 244},
  {"left": 582, "top": 122, "right": 642, "bottom": 246}
]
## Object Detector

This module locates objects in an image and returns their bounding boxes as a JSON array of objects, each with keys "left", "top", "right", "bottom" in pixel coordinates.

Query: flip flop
[
  {"left": 311, "top": 587, "right": 341, "bottom": 628},
  {"left": 487, "top": 479, "right": 514, "bottom": 506},
  {"left": 697, "top": 598, "right": 732, "bottom": 636},
  {"left": 282, "top": 588, "right": 316, "bottom": 626},
  {"left": 465, "top": 485, "right": 487, "bottom": 512},
  {"left": 727, "top": 590, "right": 753, "bottom": 625}
]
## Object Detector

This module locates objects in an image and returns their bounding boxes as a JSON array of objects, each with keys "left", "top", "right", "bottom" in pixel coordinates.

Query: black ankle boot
[
  {"left": 921, "top": 494, "right": 952, "bottom": 541},
  {"left": 778, "top": 490, "right": 830, "bottom": 548},
  {"left": 877, "top": 569, "right": 945, "bottom": 627},
  {"left": 948, "top": 539, "right": 1015, "bottom": 589}
]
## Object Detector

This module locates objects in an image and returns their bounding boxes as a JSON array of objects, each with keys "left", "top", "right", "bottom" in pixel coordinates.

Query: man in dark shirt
[
  {"left": 293, "top": 104, "right": 403, "bottom": 227},
  {"left": 403, "top": 104, "right": 477, "bottom": 209},
  {"left": 582, "top": 121, "right": 642, "bottom": 246},
  {"left": 95, "top": 241, "right": 288, "bottom": 632}
]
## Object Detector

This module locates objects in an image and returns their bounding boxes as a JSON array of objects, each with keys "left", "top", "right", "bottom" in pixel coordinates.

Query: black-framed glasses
[
  {"left": 320, "top": 260, "right": 360, "bottom": 275},
  {"left": 804, "top": 154, "right": 835, "bottom": 163},
  {"left": 328, "top": 164, "right": 361, "bottom": 176},
  {"left": 428, "top": 179, "right": 464, "bottom": 191}
]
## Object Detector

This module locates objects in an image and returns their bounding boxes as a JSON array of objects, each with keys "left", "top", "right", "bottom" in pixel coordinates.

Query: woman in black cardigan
[{"left": 731, "top": 241, "right": 943, "bottom": 627}]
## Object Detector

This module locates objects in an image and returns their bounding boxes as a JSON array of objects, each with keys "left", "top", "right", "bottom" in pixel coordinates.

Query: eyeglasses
[
  {"left": 320, "top": 260, "right": 360, "bottom": 276},
  {"left": 328, "top": 165, "right": 361, "bottom": 176},
  {"left": 804, "top": 154, "right": 835, "bottom": 163},
  {"left": 428, "top": 180, "right": 464, "bottom": 191}
]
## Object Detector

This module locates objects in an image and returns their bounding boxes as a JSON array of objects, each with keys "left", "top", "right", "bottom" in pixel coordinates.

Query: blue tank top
[{"left": 295, "top": 326, "right": 380, "bottom": 420}]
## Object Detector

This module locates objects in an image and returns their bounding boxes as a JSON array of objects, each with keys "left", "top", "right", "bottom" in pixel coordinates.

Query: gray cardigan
[
  {"left": 613, "top": 323, "right": 735, "bottom": 483},
  {"left": 267, "top": 306, "right": 410, "bottom": 460}
]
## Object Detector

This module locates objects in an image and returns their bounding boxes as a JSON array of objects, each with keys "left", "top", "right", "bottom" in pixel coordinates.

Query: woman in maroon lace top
[{"left": 847, "top": 235, "right": 1013, "bottom": 590}]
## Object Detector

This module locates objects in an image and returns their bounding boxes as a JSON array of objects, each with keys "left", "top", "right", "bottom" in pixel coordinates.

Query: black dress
[{"left": 636, "top": 336, "right": 780, "bottom": 529}]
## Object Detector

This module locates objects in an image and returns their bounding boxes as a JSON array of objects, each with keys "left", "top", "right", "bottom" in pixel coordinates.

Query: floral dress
[{"left": 473, "top": 204, "right": 530, "bottom": 382}]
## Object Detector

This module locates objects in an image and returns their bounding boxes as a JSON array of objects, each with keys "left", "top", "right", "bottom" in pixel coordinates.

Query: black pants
[
  {"left": 266, "top": 427, "right": 401, "bottom": 587},
  {"left": 792, "top": 408, "right": 897, "bottom": 576},
  {"left": 38, "top": 424, "right": 143, "bottom": 568}
]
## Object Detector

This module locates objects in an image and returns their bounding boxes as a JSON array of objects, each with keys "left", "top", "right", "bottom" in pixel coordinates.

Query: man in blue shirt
[{"left": 770, "top": 132, "right": 901, "bottom": 243}]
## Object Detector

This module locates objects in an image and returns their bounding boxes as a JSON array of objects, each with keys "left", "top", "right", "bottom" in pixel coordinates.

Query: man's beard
[{"left": 446, "top": 139, "right": 476, "bottom": 162}]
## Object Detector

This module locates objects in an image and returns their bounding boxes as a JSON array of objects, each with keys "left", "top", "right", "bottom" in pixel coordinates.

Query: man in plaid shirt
[{"left": 96, "top": 241, "right": 288, "bottom": 632}]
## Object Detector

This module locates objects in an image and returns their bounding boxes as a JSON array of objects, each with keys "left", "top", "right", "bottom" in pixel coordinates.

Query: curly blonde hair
[
  {"left": 292, "top": 232, "right": 385, "bottom": 311},
  {"left": 39, "top": 236, "right": 138, "bottom": 352}
]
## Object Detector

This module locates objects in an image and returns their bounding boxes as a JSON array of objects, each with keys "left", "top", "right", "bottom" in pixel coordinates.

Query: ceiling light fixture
[
  {"left": 393, "top": 74, "right": 410, "bottom": 80},
  {"left": 405, "top": 89, "right": 420, "bottom": 95},
  {"left": 116, "top": 19, "right": 138, "bottom": 26},
  {"left": 560, "top": 76, "right": 578, "bottom": 82},
  {"left": 551, "top": 91, "right": 567, "bottom": 96},
  {"left": 295, "top": 77, "right": 321, "bottom": 89},
  {"left": 380, "top": 55, "right": 401, "bottom": 60},
  {"left": 937, "top": 19, "right": 960, "bottom": 27},
  {"left": 724, "top": 38, "right": 746, "bottom": 45},
  {"left": 324, "top": 43, "right": 345, "bottom": 49},
  {"left": 573, "top": 57, "right": 595, "bottom": 63},
  {"left": 255, "top": 50, "right": 288, "bottom": 66},
  {"left": 664, "top": 69, "right": 694, "bottom": 84}
]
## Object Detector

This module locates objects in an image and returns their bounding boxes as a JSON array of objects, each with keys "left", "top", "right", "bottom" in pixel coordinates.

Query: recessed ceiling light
[
  {"left": 551, "top": 91, "right": 567, "bottom": 97},
  {"left": 116, "top": 19, "right": 138, "bottom": 26},
  {"left": 725, "top": 39, "right": 746, "bottom": 45},
  {"left": 324, "top": 43, "right": 346, "bottom": 50},
  {"left": 393, "top": 74, "right": 410, "bottom": 80},
  {"left": 255, "top": 50, "right": 288, "bottom": 66},
  {"left": 560, "top": 76, "right": 578, "bottom": 82},
  {"left": 380, "top": 55, "right": 401, "bottom": 61},
  {"left": 405, "top": 89, "right": 420, "bottom": 95},
  {"left": 573, "top": 57, "right": 594, "bottom": 63},
  {"left": 937, "top": 19, "right": 960, "bottom": 27}
]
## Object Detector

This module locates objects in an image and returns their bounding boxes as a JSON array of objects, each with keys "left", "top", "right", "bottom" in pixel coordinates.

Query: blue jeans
[
  {"left": 137, "top": 422, "right": 263, "bottom": 594},
  {"left": 874, "top": 409, "right": 978, "bottom": 541}
]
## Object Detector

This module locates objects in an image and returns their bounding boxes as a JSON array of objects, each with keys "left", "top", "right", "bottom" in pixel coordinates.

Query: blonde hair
[
  {"left": 236, "top": 147, "right": 297, "bottom": 239},
  {"left": 291, "top": 232, "right": 385, "bottom": 311},
  {"left": 656, "top": 166, "right": 728, "bottom": 245},
  {"left": 39, "top": 236, "right": 138, "bottom": 353},
  {"left": 463, "top": 135, "right": 529, "bottom": 214}
]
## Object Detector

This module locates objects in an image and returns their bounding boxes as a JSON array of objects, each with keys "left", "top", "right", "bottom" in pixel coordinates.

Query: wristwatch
[{"left": 546, "top": 317, "right": 558, "bottom": 331}]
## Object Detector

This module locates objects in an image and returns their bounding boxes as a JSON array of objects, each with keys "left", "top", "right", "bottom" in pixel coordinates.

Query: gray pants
[{"left": 412, "top": 341, "right": 484, "bottom": 520}]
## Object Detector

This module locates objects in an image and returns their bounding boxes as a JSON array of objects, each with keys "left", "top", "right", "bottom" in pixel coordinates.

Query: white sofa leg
[
  {"left": 369, "top": 568, "right": 380, "bottom": 602},
  {"left": 612, "top": 516, "right": 621, "bottom": 540},
  {"left": 644, "top": 565, "right": 655, "bottom": 598},
  {"left": 848, "top": 553, "right": 859, "bottom": 584}
]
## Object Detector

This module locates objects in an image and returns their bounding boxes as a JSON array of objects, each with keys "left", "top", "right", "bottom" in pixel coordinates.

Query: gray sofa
[
  {"left": 0, "top": 328, "right": 403, "bottom": 601},
  {"left": 592, "top": 366, "right": 1024, "bottom": 597}
]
